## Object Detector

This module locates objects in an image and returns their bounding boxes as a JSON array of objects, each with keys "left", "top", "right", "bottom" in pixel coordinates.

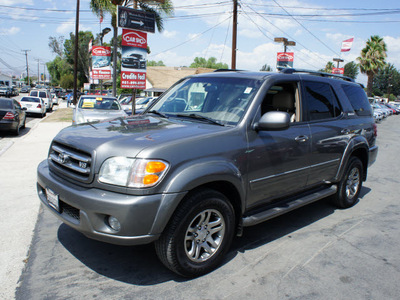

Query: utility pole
[
  {"left": 36, "top": 59, "right": 40, "bottom": 85},
  {"left": 231, "top": 0, "right": 238, "bottom": 69},
  {"left": 22, "top": 50, "right": 31, "bottom": 86}
]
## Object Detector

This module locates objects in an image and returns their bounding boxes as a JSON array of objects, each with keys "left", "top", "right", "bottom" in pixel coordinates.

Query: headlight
[{"left": 99, "top": 157, "right": 169, "bottom": 188}]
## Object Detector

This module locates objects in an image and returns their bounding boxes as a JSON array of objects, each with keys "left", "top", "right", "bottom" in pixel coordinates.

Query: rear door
[{"left": 301, "top": 79, "right": 347, "bottom": 187}]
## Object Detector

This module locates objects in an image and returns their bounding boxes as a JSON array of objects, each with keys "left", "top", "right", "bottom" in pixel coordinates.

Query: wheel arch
[{"left": 335, "top": 138, "right": 369, "bottom": 182}]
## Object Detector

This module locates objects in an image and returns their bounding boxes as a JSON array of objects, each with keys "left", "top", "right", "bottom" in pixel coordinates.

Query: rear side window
[
  {"left": 30, "top": 91, "right": 38, "bottom": 97},
  {"left": 303, "top": 81, "right": 342, "bottom": 121},
  {"left": 342, "top": 85, "right": 372, "bottom": 116},
  {"left": 39, "top": 92, "right": 47, "bottom": 98}
]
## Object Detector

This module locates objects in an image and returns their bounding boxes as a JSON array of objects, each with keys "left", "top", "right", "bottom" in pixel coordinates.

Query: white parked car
[
  {"left": 29, "top": 89, "right": 53, "bottom": 112},
  {"left": 51, "top": 93, "right": 59, "bottom": 105},
  {"left": 72, "top": 95, "right": 128, "bottom": 125},
  {"left": 20, "top": 96, "right": 46, "bottom": 118}
]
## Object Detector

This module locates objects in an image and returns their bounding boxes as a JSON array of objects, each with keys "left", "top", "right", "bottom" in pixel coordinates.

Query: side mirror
[{"left": 253, "top": 111, "right": 290, "bottom": 131}]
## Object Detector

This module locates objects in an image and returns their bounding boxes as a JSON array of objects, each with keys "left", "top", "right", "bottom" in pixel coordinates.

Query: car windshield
[
  {"left": 149, "top": 76, "right": 261, "bottom": 126},
  {"left": 21, "top": 97, "right": 40, "bottom": 103},
  {"left": 78, "top": 97, "right": 120, "bottom": 110}
]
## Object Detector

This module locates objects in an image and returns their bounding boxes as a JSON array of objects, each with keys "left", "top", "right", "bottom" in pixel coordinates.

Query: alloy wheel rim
[
  {"left": 346, "top": 167, "right": 360, "bottom": 200},
  {"left": 184, "top": 209, "right": 225, "bottom": 262}
]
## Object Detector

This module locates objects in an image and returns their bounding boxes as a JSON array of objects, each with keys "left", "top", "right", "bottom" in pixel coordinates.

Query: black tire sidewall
[
  {"left": 170, "top": 190, "right": 235, "bottom": 277},
  {"left": 337, "top": 157, "right": 363, "bottom": 208}
]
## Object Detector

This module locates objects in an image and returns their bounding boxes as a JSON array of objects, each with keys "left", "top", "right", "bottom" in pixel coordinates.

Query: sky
[{"left": 1, "top": 0, "right": 400, "bottom": 86}]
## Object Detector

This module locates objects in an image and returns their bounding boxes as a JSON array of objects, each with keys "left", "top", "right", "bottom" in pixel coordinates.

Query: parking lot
[{"left": 2, "top": 113, "right": 396, "bottom": 299}]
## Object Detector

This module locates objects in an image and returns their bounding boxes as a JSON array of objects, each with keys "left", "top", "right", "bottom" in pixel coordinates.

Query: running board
[{"left": 242, "top": 186, "right": 337, "bottom": 227}]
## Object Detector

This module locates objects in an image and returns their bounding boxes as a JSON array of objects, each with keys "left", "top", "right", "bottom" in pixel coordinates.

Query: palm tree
[
  {"left": 357, "top": 35, "right": 387, "bottom": 96},
  {"left": 90, "top": 0, "right": 173, "bottom": 96}
]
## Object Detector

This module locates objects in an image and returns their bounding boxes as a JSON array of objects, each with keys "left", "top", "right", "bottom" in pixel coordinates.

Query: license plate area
[{"left": 46, "top": 188, "right": 59, "bottom": 212}]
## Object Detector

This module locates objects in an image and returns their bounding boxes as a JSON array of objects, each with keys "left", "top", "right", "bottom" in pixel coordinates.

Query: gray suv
[{"left": 37, "top": 69, "right": 378, "bottom": 277}]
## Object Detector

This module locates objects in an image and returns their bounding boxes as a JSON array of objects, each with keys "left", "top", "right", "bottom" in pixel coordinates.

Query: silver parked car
[{"left": 72, "top": 95, "right": 128, "bottom": 125}]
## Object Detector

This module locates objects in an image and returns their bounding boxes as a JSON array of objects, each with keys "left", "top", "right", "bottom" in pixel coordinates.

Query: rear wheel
[
  {"left": 333, "top": 157, "right": 363, "bottom": 208},
  {"left": 155, "top": 189, "right": 235, "bottom": 277}
]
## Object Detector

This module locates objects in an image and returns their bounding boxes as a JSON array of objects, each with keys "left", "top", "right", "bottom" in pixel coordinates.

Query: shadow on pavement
[{"left": 57, "top": 187, "right": 371, "bottom": 285}]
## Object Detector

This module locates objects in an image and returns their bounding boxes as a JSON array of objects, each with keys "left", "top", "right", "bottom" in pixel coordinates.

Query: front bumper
[{"left": 37, "top": 160, "right": 186, "bottom": 245}]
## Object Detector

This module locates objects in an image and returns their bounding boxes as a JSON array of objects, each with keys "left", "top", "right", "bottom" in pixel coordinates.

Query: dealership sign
[
  {"left": 120, "top": 29, "right": 147, "bottom": 89},
  {"left": 92, "top": 46, "right": 111, "bottom": 80},
  {"left": 332, "top": 68, "right": 344, "bottom": 75},
  {"left": 277, "top": 52, "right": 294, "bottom": 68},
  {"left": 117, "top": 6, "right": 155, "bottom": 33}
]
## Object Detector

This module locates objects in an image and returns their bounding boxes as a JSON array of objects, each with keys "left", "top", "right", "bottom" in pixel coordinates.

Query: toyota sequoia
[{"left": 37, "top": 69, "right": 378, "bottom": 277}]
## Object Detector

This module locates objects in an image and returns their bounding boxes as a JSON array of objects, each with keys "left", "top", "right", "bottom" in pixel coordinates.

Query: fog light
[{"left": 108, "top": 216, "right": 121, "bottom": 231}]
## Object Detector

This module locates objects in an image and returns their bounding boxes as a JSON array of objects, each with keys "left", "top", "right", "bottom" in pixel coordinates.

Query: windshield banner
[
  {"left": 121, "top": 29, "right": 147, "bottom": 89},
  {"left": 92, "top": 46, "right": 111, "bottom": 80}
]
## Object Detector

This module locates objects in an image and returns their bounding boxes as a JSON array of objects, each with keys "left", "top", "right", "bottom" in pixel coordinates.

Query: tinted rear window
[
  {"left": 0, "top": 99, "right": 13, "bottom": 109},
  {"left": 39, "top": 92, "right": 47, "bottom": 98},
  {"left": 21, "top": 97, "right": 40, "bottom": 103},
  {"left": 342, "top": 85, "right": 372, "bottom": 116}
]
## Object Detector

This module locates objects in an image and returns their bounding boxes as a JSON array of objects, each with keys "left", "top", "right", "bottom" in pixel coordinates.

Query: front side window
[
  {"left": 303, "top": 81, "right": 341, "bottom": 121},
  {"left": 150, "top": 77, "right": 261, "bottom": 126}
]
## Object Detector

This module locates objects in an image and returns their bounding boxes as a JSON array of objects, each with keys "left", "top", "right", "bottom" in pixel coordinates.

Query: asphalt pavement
[
  {"left": 2, "top": 105, "right": 400, "bottom": 299},
  {"left": 0, "top": 101, "right": 70, "bottom": 300}
]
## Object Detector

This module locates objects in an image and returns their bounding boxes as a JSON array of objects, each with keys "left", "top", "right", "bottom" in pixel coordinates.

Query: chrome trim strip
[{"left": 250, "top": 159, "right": 340, "bottom": 184}]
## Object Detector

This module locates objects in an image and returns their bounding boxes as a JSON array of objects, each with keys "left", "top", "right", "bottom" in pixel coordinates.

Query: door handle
[{"left": 295, "top": 135, "right": 309, "bottom": 143}]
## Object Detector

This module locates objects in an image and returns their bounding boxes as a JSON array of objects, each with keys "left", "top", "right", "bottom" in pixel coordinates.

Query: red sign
[
  {"left": 277, "top": 52, "right": 294, "bottom": 68},
  {"left": 332, "top": 68, "right": 344, "bottom": 75},
  {"left": 122, "top": 29, "right": 147, "bottom": 49},
  {"left": 121, "top": 71, "right": 146, "bottom": 89},
  {"left": 92, "top": 46, "right": 111, "bottom": 56},
  {"left": 277, "top": 52, "right": 294, "bottom": 62}
]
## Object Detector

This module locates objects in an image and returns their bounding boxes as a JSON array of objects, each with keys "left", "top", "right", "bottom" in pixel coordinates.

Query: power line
[{"left": 272, "top": 0, "right": 340, "bottom": 57}]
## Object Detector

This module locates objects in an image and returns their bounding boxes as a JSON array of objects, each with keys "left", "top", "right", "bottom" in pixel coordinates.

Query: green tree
[
  {"left": 357, "top": 35, "right": 387, "bottom": 96},
  {"left": 321, "top": 61, "right": 334, "bottom": 73},
  {"left": 343, "top": 61, "right": 359, "bottom": 79},
  {"left": 64, "top": 31, "right": 94, "bottom": 87},
  {"left": 147, "top": 60, "right": 165, "bottom": 66},
  {"left": 60, "top": 73, "right": 79, "bottom": 89},
  {"left": 90, "top": 0, "right": 174, "bottom": 96},
  {"left": 46, "top": 56, "right": 72, "bottom": 86},
  {"left": 190, "top": 57, "right": 228, "bottom": 69},
  {"left": 373, "top": 63, "right": 400, "bottom": 97},
  {"left": 260, "top": 64, "right": 273, "bottom": 71}
]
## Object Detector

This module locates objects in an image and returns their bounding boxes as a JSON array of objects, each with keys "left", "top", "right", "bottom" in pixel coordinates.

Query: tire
[
  {"left": 14, "top": 122, "right": 20, "bottom": 136},
  {"left": 21, "top": 115, "right": 26, "bottom": 129},
  {"left": 155, "top": 189, "right": 235, "bottom": 277},
  {"left": 333, "top": 157, "right": 363, "bottom": 208}
]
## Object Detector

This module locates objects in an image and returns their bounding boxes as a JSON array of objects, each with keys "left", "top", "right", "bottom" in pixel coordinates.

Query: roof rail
[
  {"left": 279, "top": 68, "right": 355, "bottom": 82},
  {"left": 213, "top": 69, "right": 244, "bottom": 72}
]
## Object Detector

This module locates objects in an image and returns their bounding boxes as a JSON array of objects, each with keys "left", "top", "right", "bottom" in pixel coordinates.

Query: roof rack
[
  {"left": 213, "top": 69, "right": 244, "bottom": 72},
  {"left": 279, "top": 68, "right": 355, "bottom": 82}
]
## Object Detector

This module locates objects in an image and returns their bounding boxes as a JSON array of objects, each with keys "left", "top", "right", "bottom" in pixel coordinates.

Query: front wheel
[
  {"left": 155, "top": 189, "right": 235, "bottom": 277},
  {"left": 333, "top": 157, "right": 363, "bottom": 208}
]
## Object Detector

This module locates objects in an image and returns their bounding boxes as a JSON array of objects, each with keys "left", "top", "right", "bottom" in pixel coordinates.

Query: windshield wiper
[
  {"left": 175, "top": 113, "right": 225, "bottom": 126},
  {"left": 148, "top": 110, "right": 169, "bottom": 118}
]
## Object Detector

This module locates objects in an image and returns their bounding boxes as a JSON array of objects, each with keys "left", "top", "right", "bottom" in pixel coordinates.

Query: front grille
[
  {"left": 60, "top": 200, "right": 80, "bottom": 223},
  {"left": 49, "top": 142, "right": 93, "bottom": 183}
]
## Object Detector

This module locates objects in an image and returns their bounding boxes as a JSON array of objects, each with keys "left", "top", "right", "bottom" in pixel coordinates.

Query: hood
[{"left": 53, "top": 114, "right": 228, "bottom": 160}]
